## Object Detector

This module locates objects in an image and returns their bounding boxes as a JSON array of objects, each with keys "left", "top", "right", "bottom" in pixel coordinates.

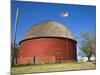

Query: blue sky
[{"left": 11, "top": 1, "right": 96, "bottom": 58}]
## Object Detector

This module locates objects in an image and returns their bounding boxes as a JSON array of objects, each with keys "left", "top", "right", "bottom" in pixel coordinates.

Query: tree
[
  {"left": 80, "top": 32, "right": 96, "bottom": 61},
  {"left": 11, "top": 43, "right": 19, "bottom": 67}
]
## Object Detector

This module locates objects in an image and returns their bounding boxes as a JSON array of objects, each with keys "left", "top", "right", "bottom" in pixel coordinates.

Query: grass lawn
[{"left": 11, "top": 62, "right": 96, "bottom": 75}]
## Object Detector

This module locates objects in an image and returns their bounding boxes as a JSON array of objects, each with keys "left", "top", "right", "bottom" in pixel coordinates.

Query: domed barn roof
[{"left": 22, "top": 20, "right": 75, "bottom": 41}]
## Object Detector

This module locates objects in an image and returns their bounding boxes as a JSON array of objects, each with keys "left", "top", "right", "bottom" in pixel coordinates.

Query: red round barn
[{"left": 17, "top": 20, "right": 77, "bottom": 64}]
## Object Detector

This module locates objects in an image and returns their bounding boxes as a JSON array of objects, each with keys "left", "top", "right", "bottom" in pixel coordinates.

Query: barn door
[{"left": 33, "top": 56, "right": 35, "bottom": 64}]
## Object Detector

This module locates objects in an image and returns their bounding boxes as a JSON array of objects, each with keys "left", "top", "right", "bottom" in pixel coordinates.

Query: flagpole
[
  {"left": 13, "top": 8, "right": 19, "bottom": 65},
  {"left": 14, "top": 8, "right": 19, "bottom": 45}
]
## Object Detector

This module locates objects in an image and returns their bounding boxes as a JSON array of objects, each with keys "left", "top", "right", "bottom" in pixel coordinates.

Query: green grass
[{"left": 11, "top": 62, "right": 96, "bottom": 75}]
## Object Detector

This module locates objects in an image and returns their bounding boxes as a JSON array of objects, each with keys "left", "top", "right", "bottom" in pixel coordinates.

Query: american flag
[{"left": 60, "top": 12, "right": 69, "bottom": 17}]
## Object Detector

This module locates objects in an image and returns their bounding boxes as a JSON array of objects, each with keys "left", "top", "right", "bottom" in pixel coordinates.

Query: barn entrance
[{"left": 33, "top": 56, "right": 35, "bottom": 64}]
